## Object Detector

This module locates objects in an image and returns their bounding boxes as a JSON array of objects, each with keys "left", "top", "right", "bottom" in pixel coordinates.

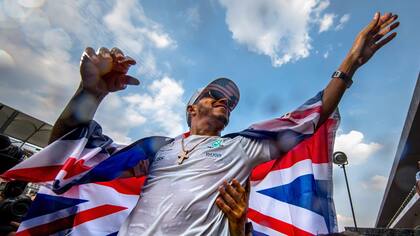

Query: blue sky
[{"left": 0, "top": 0, "right": 419, "bottom": 230}]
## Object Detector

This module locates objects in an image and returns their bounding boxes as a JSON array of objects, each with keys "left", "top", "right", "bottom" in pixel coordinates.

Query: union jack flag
[{"left": 3, "top": 91, "right": 339, "bottom": 235}]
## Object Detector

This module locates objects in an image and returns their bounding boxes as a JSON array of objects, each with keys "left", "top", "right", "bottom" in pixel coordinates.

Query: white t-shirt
[{"left": 118, "top": 135, "right": 272, "bottom": 236}]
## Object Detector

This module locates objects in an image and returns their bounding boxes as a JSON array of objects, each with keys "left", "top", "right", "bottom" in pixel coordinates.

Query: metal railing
[{"left": 386, "top": 185, "right": 417, "bottom": 228}]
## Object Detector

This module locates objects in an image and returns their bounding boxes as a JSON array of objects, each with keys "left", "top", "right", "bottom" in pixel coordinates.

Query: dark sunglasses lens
[
  {"left": 210, "top": 90, "right": 233, "bottom": 109},
  {"left": 209, "top": 90, "right": 224, "bottom": 100}
]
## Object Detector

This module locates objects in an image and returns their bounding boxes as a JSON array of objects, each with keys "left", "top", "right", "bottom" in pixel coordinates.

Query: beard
[{"left": 197, "top": 105, "right": 229, "bottom": 127}]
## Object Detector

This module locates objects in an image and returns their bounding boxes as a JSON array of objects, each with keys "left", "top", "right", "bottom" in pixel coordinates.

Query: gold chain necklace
[{"left": 177, "top": 137, "right": 210, "bottom": 165}]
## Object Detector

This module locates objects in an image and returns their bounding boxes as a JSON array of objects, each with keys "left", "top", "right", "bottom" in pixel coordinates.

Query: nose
[
  {"left": 214, "top": 97, "right": 230, "bottom": 111},
  {"left": 218, "top": 97, "right": 228, "bottom": 104}
]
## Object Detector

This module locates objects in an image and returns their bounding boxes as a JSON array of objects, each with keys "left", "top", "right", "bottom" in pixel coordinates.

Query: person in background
[{"left": 416, "top": 161, "right": 420, "bottom": 195}]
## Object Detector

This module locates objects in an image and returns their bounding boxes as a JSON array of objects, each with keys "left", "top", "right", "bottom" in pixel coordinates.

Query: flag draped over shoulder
[
  {"left": 2, "top": 123, "right": 172, "bottom": 235},
  {"left": 3, "top": 91, "right": 339, "bottom": 236},
  {"left": 234, "top": 92, "right": 340, "bottom": 235}
]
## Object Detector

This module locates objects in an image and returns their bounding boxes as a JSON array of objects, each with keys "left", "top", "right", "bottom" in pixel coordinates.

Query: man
[{"left": 42, "top": 12, "right": 398, "bottom": 235}]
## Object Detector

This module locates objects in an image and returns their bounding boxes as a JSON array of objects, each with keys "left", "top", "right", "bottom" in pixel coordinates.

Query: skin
[
  {"left": 187, "top": 96, "right": 230, "bottom": 136},
  {"left": 216, "top": 179, "right": 251, "bottom": 236},
  {"left": 48, "top": 12, "right": 399, "bottom": 236}
]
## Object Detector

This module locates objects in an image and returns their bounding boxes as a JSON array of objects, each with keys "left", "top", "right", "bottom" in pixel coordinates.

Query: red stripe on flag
[
  {"left": 289, "top": 106, "right": 322, "bottom": 120},
  {"left": 251, "top": 119, "right": 335, "bottom": 181},
  {"left": 16, "top": 205, "right": 126, "bottom": 236},
  {"left": 2, "top": 165, "right": 63, "bottom": 182},
  {"left": 95, "top": 177, "right": 146, "bottom": 195},
  {"left": 250, "top": 160, "right": 275, "bottom": 181},
  {"left": 248, "top": 208, "right": 313, "bottom": 236},
  {"left": 62, "top": 158, "right": 91, "bottom": 179},
  {"left": 73, "top": 204, "right": 127, "bottom": 227}
]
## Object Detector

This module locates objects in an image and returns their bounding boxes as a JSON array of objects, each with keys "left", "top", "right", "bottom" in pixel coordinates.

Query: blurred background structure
[
  {"left": 376, "top": 74, "right": 420, "bottom": 229},
  {"left": 0, "top": 103, "right": 52, "bottom": 234},
  {"left": 0, "top": 103, "right": 52, "bottom": 149}
]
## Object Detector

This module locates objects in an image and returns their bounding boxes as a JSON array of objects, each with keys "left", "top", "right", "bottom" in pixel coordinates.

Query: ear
[{"left": 187, "top": 105, "right": 197, "bottom": 116}]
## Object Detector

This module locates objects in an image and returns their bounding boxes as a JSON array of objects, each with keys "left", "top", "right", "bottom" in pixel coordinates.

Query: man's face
[{"left": 190, "top": 92, "right": 231, "bottom": 128}]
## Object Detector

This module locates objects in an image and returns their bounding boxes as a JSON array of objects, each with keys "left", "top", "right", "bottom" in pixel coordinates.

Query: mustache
[{"left": 212, "top": 101, "right": 229, "bottom": 109}]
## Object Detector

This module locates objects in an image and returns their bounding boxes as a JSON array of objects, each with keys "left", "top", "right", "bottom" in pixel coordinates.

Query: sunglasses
[{"left": 196, "top": 89, "right": 234, "bottom": 110}]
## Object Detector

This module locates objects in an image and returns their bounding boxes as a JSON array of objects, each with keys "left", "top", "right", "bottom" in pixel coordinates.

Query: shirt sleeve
[{"left": 239, "top": 137, "right": 278, "bottom": 167}]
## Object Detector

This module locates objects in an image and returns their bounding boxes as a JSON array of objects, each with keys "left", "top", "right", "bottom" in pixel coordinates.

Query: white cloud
[
  {"left": 334, "top": 130, "right": 382, "bottom": 165},
  {"left": 319, "top": 13, "right": 335, "bottom": 33},
  {"left": 0, "top": 0, "right": 183, "bottom": 143},
  {"left": 103, "top": 0, "right": 176, "bottom": 78},
  {"left": 219, "top": 0, "right": 333, "bottom": 67},
  {"left": 362, "top": 175, "right": 388, "bottom": 191},
  {"left": 335, "top": 14, "right": 350, "bottom": 30},
  {"left": 323, "top": 51, "right": 329, "bottom": 58},
  {"left": 104, "top": 0, "right": 176, "bottom": 53},
  {"left": 122, "top": 77, "right": 185, "bottom": 137},
  {"left": 95, "top": 93, "right": 146, "bottom": 144},
  {"left": 137, "top": 52, "right": 160, "bottom": 78},
  {"left": 143, "top": 29, "right": 174, "bottom": 49}
]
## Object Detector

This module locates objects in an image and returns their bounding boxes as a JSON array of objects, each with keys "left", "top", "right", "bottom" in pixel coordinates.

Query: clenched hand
[{"left": 80, "top": 47, "right": 139, "bottom": 97}]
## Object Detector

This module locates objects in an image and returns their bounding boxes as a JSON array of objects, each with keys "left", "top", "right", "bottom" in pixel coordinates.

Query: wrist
[
  {"left": 77, "top": 83, "right": 107, "bottom": 102},
  {"left": 338, "top": 56, "right": 359, "bottom": 78},
  {"left": 229, "top": 221, "right": 246, "bottom": 236}
]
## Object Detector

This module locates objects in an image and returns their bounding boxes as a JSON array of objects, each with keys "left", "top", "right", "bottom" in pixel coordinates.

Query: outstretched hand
[
  {"left": 79, "top": 47, "right": 140, "bottom": 97},
  {"left": 347, "top": 12, "right": 399, "bottom": 69}
]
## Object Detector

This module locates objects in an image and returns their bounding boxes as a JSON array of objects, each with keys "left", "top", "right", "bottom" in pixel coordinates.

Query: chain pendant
[{"left": 177, "top": 150, "right": 189, "bottom": 164}]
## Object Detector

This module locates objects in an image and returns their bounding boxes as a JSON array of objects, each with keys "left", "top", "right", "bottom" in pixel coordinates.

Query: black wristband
[
  {"left": 245, "top": 222, "right": 253, "bottom": 235},
  {"left": 332, "top": 71, "right": 353, "bottom": 88}
]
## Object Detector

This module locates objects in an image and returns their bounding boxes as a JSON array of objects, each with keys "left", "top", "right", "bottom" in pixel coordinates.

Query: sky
[{"left": 0, "top": 0, "right": 419, "bottom": 231}]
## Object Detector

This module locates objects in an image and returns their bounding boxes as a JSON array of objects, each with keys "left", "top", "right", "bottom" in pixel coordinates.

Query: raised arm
[
  {"left": 319, "top": 12, "right": 399, "bottom": 125},
  {"left": 49, "top": 47, "right": 139, "bottom": 143}
]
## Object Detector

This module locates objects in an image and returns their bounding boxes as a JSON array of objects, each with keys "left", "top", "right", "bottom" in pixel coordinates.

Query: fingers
[
  {"left": 84, "top": 46, "right": 139, "bottom": 91},
  {"left": 373, "top": 21, "right": 399, "bottom": 42},
  {"left": 224, "top": 180, "right": 242, "bottom": 202},
  {"left": 111, "top": 47, "right": 125, "bottom": 58},
  {"left": 110, "top": 47, "right": 137, "bottom": 74},
  {"left": 365, "top": 12, "right": 380, "bottom": 33},
  {"left": 366, "top": 12, "right": 399, "bottom": 52},
  {"left": 216, "top": 197, "right": 232, "bottom": 215},
  {"left": 245, "top": 178, "right": 251, "bottom": 200},
  {"left": 379, "top": 14, "right": 398, "bottom": 30},
  {"left": 219, "top": 185, "right": 238, "bottom": 210},
  {"left": 81, "top": 47, "right": 99, "bottom": 64},
  {"left": 231, "top": 179, "right": 246, "bottom": 195},
  {"left": 98, "top": 47, "right": 112, "bottom": 59},
  {"left": 122, "top": 56, "right": 136, "bottom": 65},
  {"left": 373, "top": 32, "right": 397, "bottom": 51},
  {"left": 110, "top": 47, "right": 136, "bottom": 65},
  {"left": 372, "top": 13, "right": 398, "bottom": 35},
  {"left": 104, "top": 73, "right": 139, "bottom": 91}
]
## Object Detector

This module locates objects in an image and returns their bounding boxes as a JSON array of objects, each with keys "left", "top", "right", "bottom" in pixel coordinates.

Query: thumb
[{"left": 123, "top": 75, "right": 140, "bottom": 85}]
